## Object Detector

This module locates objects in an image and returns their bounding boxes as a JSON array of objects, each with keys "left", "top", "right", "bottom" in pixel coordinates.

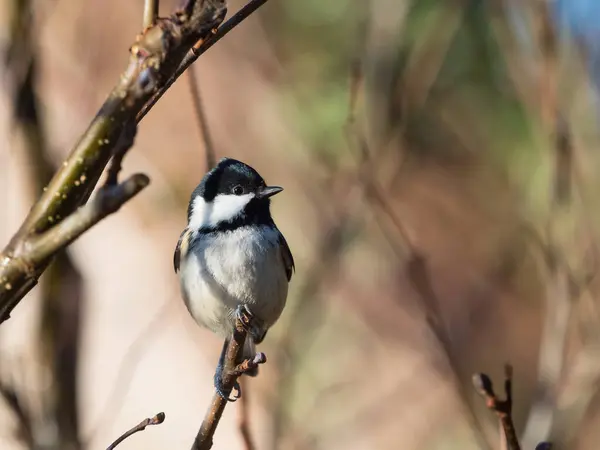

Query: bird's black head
[{"left": 187, "top": 158, "right": 283, "bottom": 231}]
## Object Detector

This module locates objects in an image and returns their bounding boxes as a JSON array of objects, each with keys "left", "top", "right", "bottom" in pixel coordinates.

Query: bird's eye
[{"left": 232, "top": 185, "right": 244, "bottom": 195}]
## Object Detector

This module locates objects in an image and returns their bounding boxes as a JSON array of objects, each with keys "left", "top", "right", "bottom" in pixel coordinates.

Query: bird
[{"left": 174, "top": 157, "right": 294, "bottom": 400}]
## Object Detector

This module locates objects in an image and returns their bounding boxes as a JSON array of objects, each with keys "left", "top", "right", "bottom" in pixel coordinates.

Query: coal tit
[{"left": 174, "top": 158, "right": 294, "bottom": 398}]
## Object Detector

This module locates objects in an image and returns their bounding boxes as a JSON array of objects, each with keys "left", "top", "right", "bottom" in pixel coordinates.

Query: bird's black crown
[
  {"left": 197, "top": 158, "right": 267, "bottom": 202},
  {"left": 188, "top": 158, "right": 274, "bottom": 230}
]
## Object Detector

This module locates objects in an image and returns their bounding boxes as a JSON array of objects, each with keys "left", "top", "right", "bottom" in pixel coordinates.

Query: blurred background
[{"left": 1, "top": 0, "right": 600, "bottom": 449}]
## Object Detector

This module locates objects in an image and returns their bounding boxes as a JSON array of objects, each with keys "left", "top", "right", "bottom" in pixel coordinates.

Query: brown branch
[
  {"left": 472, "top": 365, "right": 521, "bottom": 450},
  {"left": 106, "top": 412, "right": 165, "bottom": 450},
  {"left": 137, "top": 0, "right": 271, "bottom": 123},
  {"left": 0, "top": 0, "right": 228, "bottom": 323},
  {"left": 187, "top": 66, "right": 216, "bottom": 170},
  {"left": 473, "top": 366, "right": 553, "bottom": 450},
  {"left": 237, "top": 379, "right": 255, "bottom": 450},
  {"left": 191, "top": 309, "right": 266, "bottom": 450},
  {"left": 0, "top": 378, "right": 34, "bottom": 447},
  {"left": 523, "top": 3, "right": 579, "bottom": 447},
  {"left": 143, "top": 0, "right": 159, "bottom": 29},
  {"left": 4, "top": 1, "right": 84, "bottom": 448}
]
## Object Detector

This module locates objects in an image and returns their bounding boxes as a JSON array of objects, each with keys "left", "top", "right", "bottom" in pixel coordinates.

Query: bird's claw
[
  {"left": 214, "top": 366, "right": 241, "bottom": 402},
  {"left": 234, "top": 305, "right": 266, "bottom": 343},
  {"left": 234, "top": 304, "right": 254, "bottom": 328}
]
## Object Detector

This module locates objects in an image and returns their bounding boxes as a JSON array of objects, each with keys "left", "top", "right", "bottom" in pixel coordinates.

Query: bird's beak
[{"left": 257, "top": 186, "right": 283, "bottom": 199}]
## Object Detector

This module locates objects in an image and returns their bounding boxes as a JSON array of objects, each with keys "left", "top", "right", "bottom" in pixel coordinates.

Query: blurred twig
[
  {"left": 237, "top": 379, "right": 255, "bottom": 450},
  {"left": 0, "top": 376, "right": 33, "bottom": 447},
  {"left": 4, "top": 1, "right": 83, "bottom": 448},
  {"left": 402, "top": 4, "right": 463, "bottom": 111},
  {"left": 0, "top": 0, "right": 228, "bottom": 323},
  {"left": 192, "top": 310, "right": 266, "bottom": 450},
  {"left": 521, "top": 3, "right": 577, "bottom": 447},
  {"left": 270, "top": 209, "right": 360, "bottom": 450},
  {"left": 137, "top": 0, "right": 271, "bottom": 123},
  {"left": 345, "top": 41, "right": 492, "bottom": 449},
  {"left": 106, "top": 412, "right": 165, "bottom": 450},
  {"left": 188, "top": 66, "right": 216, "bottom": 170},
  {"left": 39, "top": 252, "right": 83, "bottom": 450},
  {"left": 491, "top": 2, "right": 595, "bottom": 447},
  {"left": 84, "top": 300, "right": 172, "bottom": 447}
]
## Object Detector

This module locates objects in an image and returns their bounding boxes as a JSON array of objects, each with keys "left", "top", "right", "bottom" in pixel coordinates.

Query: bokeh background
[{"left": 2, "top": 0, "right": 600, "bottom": 449}]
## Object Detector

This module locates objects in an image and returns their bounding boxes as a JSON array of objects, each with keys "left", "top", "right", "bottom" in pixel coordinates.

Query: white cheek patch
[{"left": 189, "top": 193, "right": 254, "bottom": 229}]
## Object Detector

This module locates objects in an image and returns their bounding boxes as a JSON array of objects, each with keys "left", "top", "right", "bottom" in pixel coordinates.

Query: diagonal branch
[
  {"left": 237, "top": 380, "right": 256, "bottom": 450},
  {"left": 0, "top": 0, "right": 228, "bottom": 323},
  {"left": 106, "top": 412, "right": 165, "bottom": 450},
  {"left": 137, "top": 0, "right": 270, "bottom": 122}
]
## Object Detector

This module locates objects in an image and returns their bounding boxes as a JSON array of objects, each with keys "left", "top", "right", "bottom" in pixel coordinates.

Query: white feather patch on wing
[{"left": 188, "top": 193, "right": 254, "bottom": 229}]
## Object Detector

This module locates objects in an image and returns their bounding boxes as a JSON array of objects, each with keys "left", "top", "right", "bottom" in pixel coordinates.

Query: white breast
[{"left": 179, "top": 226, "right": 288, "bottom": 337}]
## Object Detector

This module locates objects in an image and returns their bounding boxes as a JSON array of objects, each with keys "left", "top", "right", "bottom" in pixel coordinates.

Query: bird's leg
[
  {"left": 214, "top": 338, "right": 241, "bottom": 402},
  {"left": 213, "top": 306, "right": 268, "bottom": 401}
]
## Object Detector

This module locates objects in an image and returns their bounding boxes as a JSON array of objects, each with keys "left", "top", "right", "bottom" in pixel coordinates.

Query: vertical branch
[
  {"left": 191, "top": 312, "right": 265, "bottom": 450},
  {"left": 187, "top": 66, "right": 216, "bottom": 170},
  {"left": 472, "top": 365, "right": 521, "bottom": 450},
  {"left": 143, "top": 0, "right": 159, "bottom": 29},
  {"left": 4, "top": 1, "right": 83, "bottom": 449},
  {"left": 39, "top": 252, "right": 83, "bottom": 450},
  {"left": 0, "top": 373, "right": 34, "bottom": 447},
  {"left": 522, "top": 3, "right": 574, "bottom": 447},
  {"left": 237, "top": 380, "right": 255, "bottom": 450},
  {"left": 137, "top": 0, "right": 272, "bottom": 123}
]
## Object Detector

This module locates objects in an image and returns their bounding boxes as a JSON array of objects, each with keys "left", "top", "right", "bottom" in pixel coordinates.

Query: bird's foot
[
  {"left": 235, "top": 305, "right": 266, "bottom": 343},
  {"left": 214, "top": 363, "right": 241, "bottom": 402},
  {"left": 213, "top": 353, "right": 267, "bottom": 401}
]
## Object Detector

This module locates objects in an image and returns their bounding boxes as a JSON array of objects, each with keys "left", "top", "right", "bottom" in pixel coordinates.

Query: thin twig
[
  {"left": 26, "top": 174, "right": 150, "bottom": 261},
  {"left": 237, "top": 379, "right": 255, "bottom": 450},
  {"left": 522, "top": 3, "right": 577, "bottom": 446},
  {"left": 472, "top": 365, "right": 521, "bottom": 450},
  {"left": 84, "top": 300, "right": 172, "bottom": 447},
  {"left": 187, "top": 66, "right": 216, "bottom": 169},
  {"left": 191, "top": 310, "right": 266, "bottom": 450},
  {"left": 137, "top": 0, "right": 271, "bottom": 123},
  {"left": 106, "top": 412, "right": 165, "bottom": 450},
  {"left": 143, "top": 0, "right": 159, "bottom": 29}
]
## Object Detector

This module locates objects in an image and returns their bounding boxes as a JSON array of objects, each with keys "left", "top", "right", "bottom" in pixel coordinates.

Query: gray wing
[
  {"left": 174, "top": 228, "right": 191, "bottom": 273},
  {"left": 278, "top": 232, "right": 295, "bottom": 282}
]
